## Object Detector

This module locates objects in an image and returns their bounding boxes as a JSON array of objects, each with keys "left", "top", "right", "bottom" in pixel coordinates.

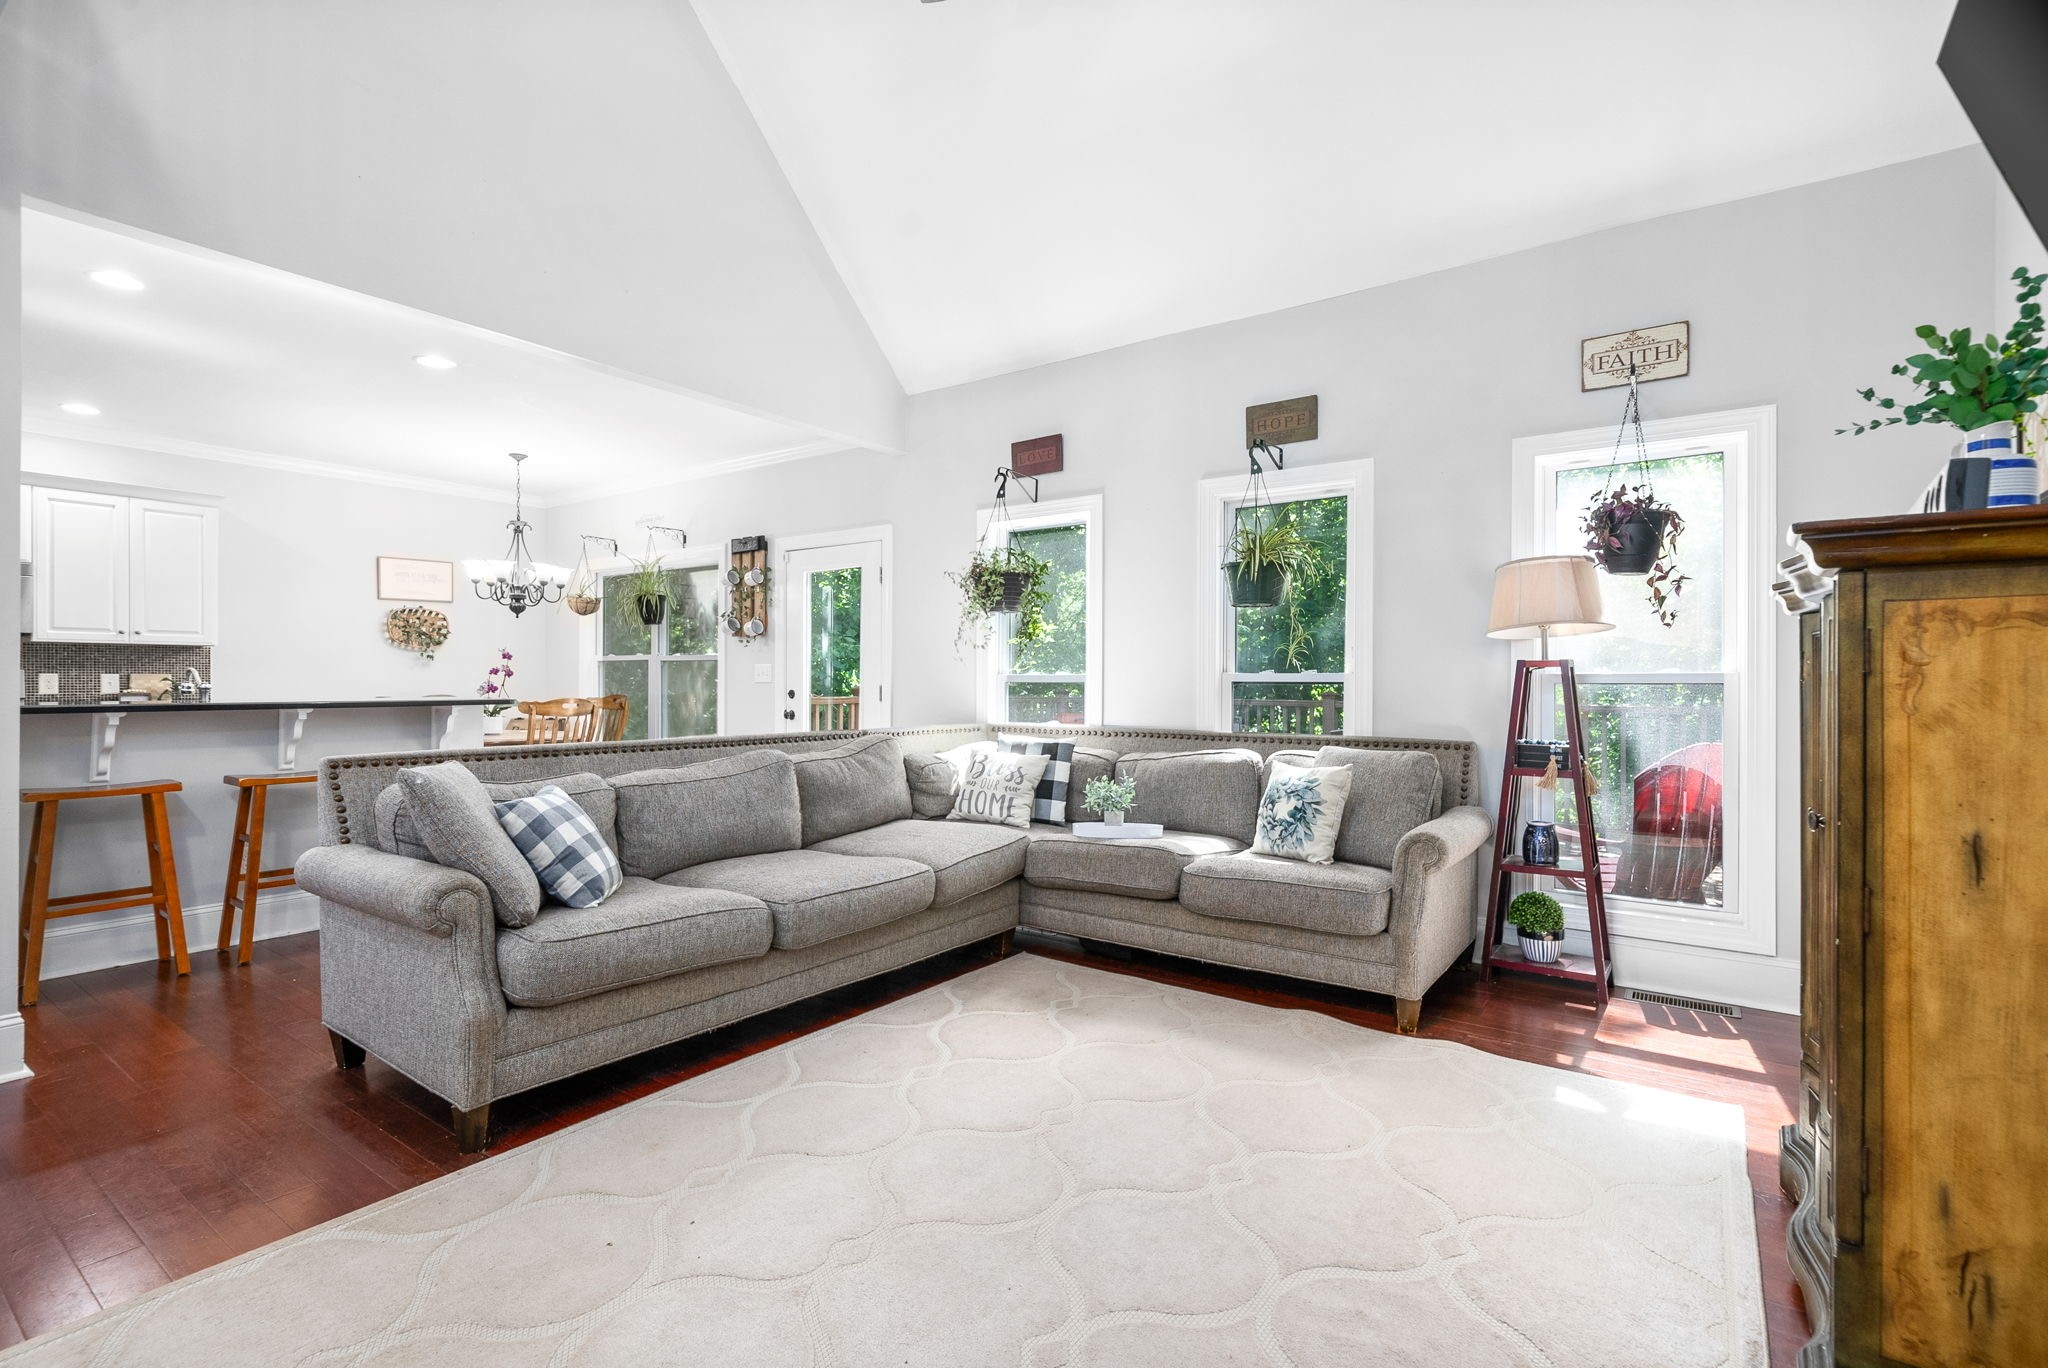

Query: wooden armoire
[{"left": 1778, "top": 505, "right": 2048, "bottom": 1368}]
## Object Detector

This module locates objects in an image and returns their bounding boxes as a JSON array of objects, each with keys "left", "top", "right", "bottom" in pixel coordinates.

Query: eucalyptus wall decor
[{"left": 385, "top": 605, "right": 452, "bottom": 660}]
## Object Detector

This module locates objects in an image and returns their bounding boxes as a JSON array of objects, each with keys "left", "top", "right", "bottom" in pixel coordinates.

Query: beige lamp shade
[{"left": 1486, "top": 555, "right": 1613, "bottom": 641}]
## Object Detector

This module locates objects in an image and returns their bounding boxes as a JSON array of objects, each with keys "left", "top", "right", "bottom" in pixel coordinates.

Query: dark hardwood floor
[{"left": 0, "top": 931, "right": 1810, "bottom": 1362}]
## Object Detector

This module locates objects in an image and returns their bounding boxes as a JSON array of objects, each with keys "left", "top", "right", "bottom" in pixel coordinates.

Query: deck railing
[
  {"left": 1231, "top": 695, "right": 1343, "bottom": 735},
  {"left": 809, "top": 696, "right": 860, "bottom": 731}
]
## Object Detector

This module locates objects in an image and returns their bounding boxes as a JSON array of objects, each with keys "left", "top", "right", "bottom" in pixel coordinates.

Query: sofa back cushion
[
  {"left": 1066, "top": 746, "right": 1121, "bottom": 822},
  {"left": 1312, "top": 746, "right": 1444, "bottom": 868},
  {"left": 902, "top": 751, "right": 958, "bottom": 819},
  {"left": 793, "top": 734, "right": 913, "bottom": 845},
  {"left": 377, "top": 771, "right": 620, "bottom": 862},
  {"left": 1114, "top": 748, "right": 1264, "bottom": 844},
  {"left": 611, "top": 751, "right": 800, "bottom": 879}
]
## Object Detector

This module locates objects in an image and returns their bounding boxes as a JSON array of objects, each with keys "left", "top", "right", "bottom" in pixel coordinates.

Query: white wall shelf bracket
[
  {"left": 278, "top": 708, "right": 314, "bottom": 772},
  {"left": 87, "top": 713, "right": 123, "bottom": 785}
]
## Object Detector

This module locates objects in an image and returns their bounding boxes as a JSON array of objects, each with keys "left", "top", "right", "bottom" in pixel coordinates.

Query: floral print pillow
[{"left": 1251, "top": 761, "right": 1354, "bottom": 864}]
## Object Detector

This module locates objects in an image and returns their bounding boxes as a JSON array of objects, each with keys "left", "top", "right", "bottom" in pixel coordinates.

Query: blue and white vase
[{"left": 1967, "top": 422, "right": 2037, "bottom": 507}]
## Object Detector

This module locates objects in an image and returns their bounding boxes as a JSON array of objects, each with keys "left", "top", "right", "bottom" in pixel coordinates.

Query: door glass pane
[
  {"left": 1555, "top": 682, "right": 1726, "bottom": 908},
  {"left": 806, "top": 567, "right": 863, "bottom": 730},
  {"left": 1553, "top": 452, "right": 1724, "bottom": 671},
  {"left": 1233, "top": 496, "right": 1347, "bottom": 674},
  {"left": 663, "top": 659, "right": 718, "bottom": 738},
  {"left": 1231, "top": 682, "right": 1344, "bottom": 735},
  {"left": 600, "top": 659, "right": 650, "bottom": 742},
  {"left": 601, "top": 573, "right": 652, "bottom": 657},
  {"left": 663, "top": 566, "right": 719, "bottom": 656}
]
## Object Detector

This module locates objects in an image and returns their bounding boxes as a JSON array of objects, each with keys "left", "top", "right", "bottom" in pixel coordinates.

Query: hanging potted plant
[
  {"left": 626, "top": 557, "right": 669, "bottom": 626},
  {"left": 1223, "top": 515, "right": 1317, "bottom": 608},
  {"left": 1581, "top": 374, "right": 1688, "bottom": 627},
  {"left": 950, "top": 545, "right": 1050, "bottom": 653},
  {"left": 1507, "top": 891, "right": 1566, "bottom": 965},
  {"left": 1839, "top": 266, "right": 2048, "bottom": 505},
  {"left": 565, "top": 536, "right": 605, "bottom": 617}
]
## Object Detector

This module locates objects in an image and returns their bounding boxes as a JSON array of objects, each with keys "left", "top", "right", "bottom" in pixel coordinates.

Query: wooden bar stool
[
  {"left": 19, "top": 780, "right": 189, "bottom": 1007},
  {"left": 218, "top": 773, "right": 318, "bottom": 965}
]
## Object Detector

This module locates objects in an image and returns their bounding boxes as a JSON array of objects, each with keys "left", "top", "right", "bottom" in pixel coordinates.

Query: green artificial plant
[
  {"left": 1081, "top": 774, "right": 1138, "bottom": 818},
  {"left": 1506, "top": 890, "right": 1565, "bottom": 937},
  {"left": 949, "top": 544, "right": 1051, "bottom": 654},
  {"left": 1840, "top": 267, "right": 2048, "bottom": 445}
]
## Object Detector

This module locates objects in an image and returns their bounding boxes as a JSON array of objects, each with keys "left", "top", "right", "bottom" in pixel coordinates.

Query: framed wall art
[{"left": 376, "top": 556, "right": 456, "bottom": 602}]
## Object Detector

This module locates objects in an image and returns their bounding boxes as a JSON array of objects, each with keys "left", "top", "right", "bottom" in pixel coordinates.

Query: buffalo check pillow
[
  {"left": 494, "top": 785, "right": 623, "bottom": 909},
  {"left": 999, "top": 734, "right": 1077, "bottom": 824}
]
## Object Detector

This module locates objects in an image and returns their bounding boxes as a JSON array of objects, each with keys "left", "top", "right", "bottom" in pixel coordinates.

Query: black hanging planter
[
  {"left": 635, "top": 594, "right": 668, "bottom": 626},
  {"left": 1224, "top": 561, "right": 1286, "bottom": 607},
  {"left": 1595, "top": 510, "right": 1670, "bottom": 576},
  {"left": 994, "top": 571, "right": 1031, "bottom": 613}
]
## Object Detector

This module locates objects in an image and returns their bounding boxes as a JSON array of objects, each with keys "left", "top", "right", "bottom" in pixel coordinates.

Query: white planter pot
[
  {"left": 1103, "top": 810, "right": 1125, "bottom": 827},
  {"left": 1517, "top": 931, "right": 1563, "bottom": 965},
  {"left": 1967, "top": 421, "right": 2038, "bottom": 507},
  {"left": 482, "top": 710, "right": 508, "bottom": 737}
]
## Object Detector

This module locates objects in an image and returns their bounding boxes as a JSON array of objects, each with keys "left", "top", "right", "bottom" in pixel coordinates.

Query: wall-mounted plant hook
[
  {"left": 993, "top": 466, "right": 1040, "bottom": 505},
  {"left": 1248, "top": 438, "right": 1286, "bottom": 475}
]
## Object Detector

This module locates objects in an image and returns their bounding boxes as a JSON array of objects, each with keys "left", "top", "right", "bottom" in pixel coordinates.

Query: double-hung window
[
  {"left": 1197, "top": 460, "right": 1372, "bottom": 735},
  {"left": 1512, "top": 407, "right": 1776, "bottom": 955},
  {"left": 976, "top": 495, "right": 1102, "bottom": 726},
  {"left": 593, "top": 561, "right": 721, "bottom": 740}
]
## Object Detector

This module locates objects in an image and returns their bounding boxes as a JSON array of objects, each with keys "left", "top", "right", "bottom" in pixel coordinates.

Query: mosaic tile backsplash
[{"left": 20, "top": 641, "right": 214, "bottom": 704}]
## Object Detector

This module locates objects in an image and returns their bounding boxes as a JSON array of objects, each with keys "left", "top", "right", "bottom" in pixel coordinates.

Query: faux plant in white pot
[{"left": 1081, "top": 774, "right": 1137, "bottom": 828}]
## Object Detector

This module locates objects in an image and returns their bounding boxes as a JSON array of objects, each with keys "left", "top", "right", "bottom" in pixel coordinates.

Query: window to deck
[
  {"left": 594, "top": 563, "right": 720, "bottom": 740},
  {"left": 1513, "top": 407, "right": 1776, "bottom": 957},
  {"left": 978, "top": 495, "right": 1101, "bottom": 726}
]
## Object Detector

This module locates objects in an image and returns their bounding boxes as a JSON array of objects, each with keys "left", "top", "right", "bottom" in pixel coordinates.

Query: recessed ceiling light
[
  {"left": 414, "top": 354, "right": 458, "bottom": 370},
  {"left": 87, "top": 269, "right": 146, "bottom": 292},
  {"left": 60, "top": 402, "right": 101, "bottom": 416}
]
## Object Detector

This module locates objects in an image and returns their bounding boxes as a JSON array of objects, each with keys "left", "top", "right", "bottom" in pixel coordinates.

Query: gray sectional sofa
[{"left": 300, "top": 723, "right": 1488, "bottom": 1151}]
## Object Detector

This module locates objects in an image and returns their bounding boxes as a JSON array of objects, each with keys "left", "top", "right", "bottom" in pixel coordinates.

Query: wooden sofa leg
[
  {"left": 1394, "top": 998, "right": 1422, "bottom": 1036},
  {"left": 328, "top": 1030, "right": 366, "bottom": 1070},
  {"left": 993, "top": 930, "right": 1016, "bottom": 959},
  {"left": 452, "top": 1103, "right": 491, "bottom": 1155}
]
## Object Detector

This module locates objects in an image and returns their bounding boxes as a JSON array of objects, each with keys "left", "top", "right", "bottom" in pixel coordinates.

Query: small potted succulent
[
  {"left": 475, "top": 648, "right": 516, "bottom": 735},
  {"left": 1582, "top": 483, "right": 1687, "bottom": 626},
  {"left": 949, "top": 544, "right": 1050, "bottom": 653},
  {"left": 1081, "top": 774, "right": 1138, "bottom": 828},
  {"left": 626, "top": 557, "right": 669, "bottom": 626},
  {"left": 1507, "top": 891, "right": 1566, "bottom": 965}
]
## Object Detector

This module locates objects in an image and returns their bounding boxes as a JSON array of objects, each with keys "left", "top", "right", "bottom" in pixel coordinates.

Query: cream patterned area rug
[{"left": 3, "top": 955, "right": 1767, "bottom": 1368}]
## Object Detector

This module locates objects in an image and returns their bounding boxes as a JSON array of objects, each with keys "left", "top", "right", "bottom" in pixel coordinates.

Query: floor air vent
[{"left": 1622, "top": 988, "right": 1742, "bottom": 1018}]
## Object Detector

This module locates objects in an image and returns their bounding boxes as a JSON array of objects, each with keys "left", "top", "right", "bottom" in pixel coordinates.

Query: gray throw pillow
[
  {"left": 394, "top": 762, "right": 544, "bottom": 928},
  {"left": 793, "top": 734, "right": 913, "bottom": 844},
  {"left": 378, "top": 771, "right": 620, "bottom": 861},
  {"left": 611, "top": 750, "right": 800, "bottom": 879},
  {"left": 902, "top": 752, "right": 958, "bottom": 819},
  {"left": 1114, "top": 749, "right": 1265, "bottom": 844},
  {"left": 1311, "top": 746, "right": 1444, "bottom": 868}
]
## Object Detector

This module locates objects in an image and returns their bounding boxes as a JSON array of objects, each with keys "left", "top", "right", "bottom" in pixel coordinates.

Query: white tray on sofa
[{"left": 1071, "top": 821, "right": 1165, "bottom": 840}]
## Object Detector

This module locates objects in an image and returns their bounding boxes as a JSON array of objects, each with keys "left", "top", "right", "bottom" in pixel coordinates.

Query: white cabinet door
[
  {"left": 31, "top": 487, "right": 129, "bottom": 642},
  {"left": 128, "top": 498, "right": 219, "bottom": 644}
]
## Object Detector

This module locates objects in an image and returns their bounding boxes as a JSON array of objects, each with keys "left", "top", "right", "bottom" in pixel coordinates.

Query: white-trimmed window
[
  {"left": 1195, "top": 460, "right": 1372, "bottom": 735},
  {"left": 974, "top": 494, "right": 1102, "bottom": 726},
  {"left": 589, "top": 555, "right": 722, "bottom": 739},
  {"left": 1511, "top": 406, "right": 1777, "bottom": 956}
]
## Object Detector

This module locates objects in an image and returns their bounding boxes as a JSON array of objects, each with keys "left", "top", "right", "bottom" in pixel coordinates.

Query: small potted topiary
[
  {"left": 1081, "top": 774, "right": 1138, "bottom": 828},
  {"left": 1507, "top": 891, "right": 1566, "bottom": 964}
]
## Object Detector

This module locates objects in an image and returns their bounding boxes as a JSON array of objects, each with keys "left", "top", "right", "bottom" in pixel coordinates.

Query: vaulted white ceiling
[{"left": 693, "top": 0, "right": 1977, "bottom": 393}]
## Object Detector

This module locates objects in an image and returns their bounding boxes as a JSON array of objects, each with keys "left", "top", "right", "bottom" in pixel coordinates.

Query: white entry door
[{"left": 778, "top": 539, "right": 887, "bottom": 732}]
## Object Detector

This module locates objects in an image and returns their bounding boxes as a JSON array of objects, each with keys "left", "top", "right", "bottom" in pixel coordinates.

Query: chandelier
[{"left": 464, "top": 453, "right": 568, "bottom": 617}]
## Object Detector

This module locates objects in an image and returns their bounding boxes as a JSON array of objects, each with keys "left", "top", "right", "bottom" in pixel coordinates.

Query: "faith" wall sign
[{"left": 1581, "top": 322, "right": 1690, "bottom": 390}]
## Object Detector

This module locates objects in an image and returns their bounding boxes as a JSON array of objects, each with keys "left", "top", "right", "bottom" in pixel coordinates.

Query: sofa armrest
[
  {"left": 296, "top": 844, "right": 491, "bottom": 938},
  {"left": 1386, "top": 805, "right": 1493, "bottom": 998}
]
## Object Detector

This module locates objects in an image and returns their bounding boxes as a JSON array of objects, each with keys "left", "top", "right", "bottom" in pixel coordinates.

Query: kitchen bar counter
[{"left": 23, "top": 697, "right": 493, "bottom": 715}]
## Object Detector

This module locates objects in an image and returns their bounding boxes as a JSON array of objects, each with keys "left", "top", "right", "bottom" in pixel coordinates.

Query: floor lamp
[{"left": 1480, "top": 555, "right": 1618, "bottom": 1000}]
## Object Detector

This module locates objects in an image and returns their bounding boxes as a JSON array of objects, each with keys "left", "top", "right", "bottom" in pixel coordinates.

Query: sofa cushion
[
  {"left": 793, "top": 734, "right": 914, "bottom": 845},
  {"left": 1023, "top": 825, "right": 1247, "bottom": 900},
  {"left": 1311, "top": 746, "right": 1444, "bottom": 869},
  {"left": 660, "top": 849, "right": 935, "bottom": 950},
  {"left": 903, "top": 752, "right": 958, "bottom": 819},
  {"left": 811, "top": 818, "right": 1028, "bottom": 908},
  {"left": 1180, "top": 851, "right": 1396, "bottom": 936},
  {"left": 1114, "top": 749, "right": 1264, "bottom": 844},
  {"left": 495, "top": 877, "right": 772, "bottom": 1007},
  {"left": 395, "top": 763, "right": 544, "bottom": 928},
  {"left": 377, "top": 770, "right": 623, "bottom": 864},
  {"left": 611, "top": 751, "right": 799, "bottom": 880}
]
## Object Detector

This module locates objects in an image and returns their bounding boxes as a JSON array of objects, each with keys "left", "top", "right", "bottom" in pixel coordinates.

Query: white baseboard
[
  {"left": 0, "top": 1011, "right": 28, "bottom": 1084},
  {"left": 34, "top": 889, "right": 323, "bottom": 983},
  {"left": 1541, "top": 926, "right": 1799, "bottom": 1015}
]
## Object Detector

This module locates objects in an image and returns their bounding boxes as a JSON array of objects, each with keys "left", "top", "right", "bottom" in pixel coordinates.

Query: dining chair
[
  {"left": 517, "top": 698, "right": 599, "bottom": 744},
  {"left": 592, "top": 693, "right": 631, "bottom": 741}
]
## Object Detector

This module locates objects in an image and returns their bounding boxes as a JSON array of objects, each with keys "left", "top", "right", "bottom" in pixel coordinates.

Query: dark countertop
[{"left": 21, "top": 698, "right": 493, "bottom": 716}]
